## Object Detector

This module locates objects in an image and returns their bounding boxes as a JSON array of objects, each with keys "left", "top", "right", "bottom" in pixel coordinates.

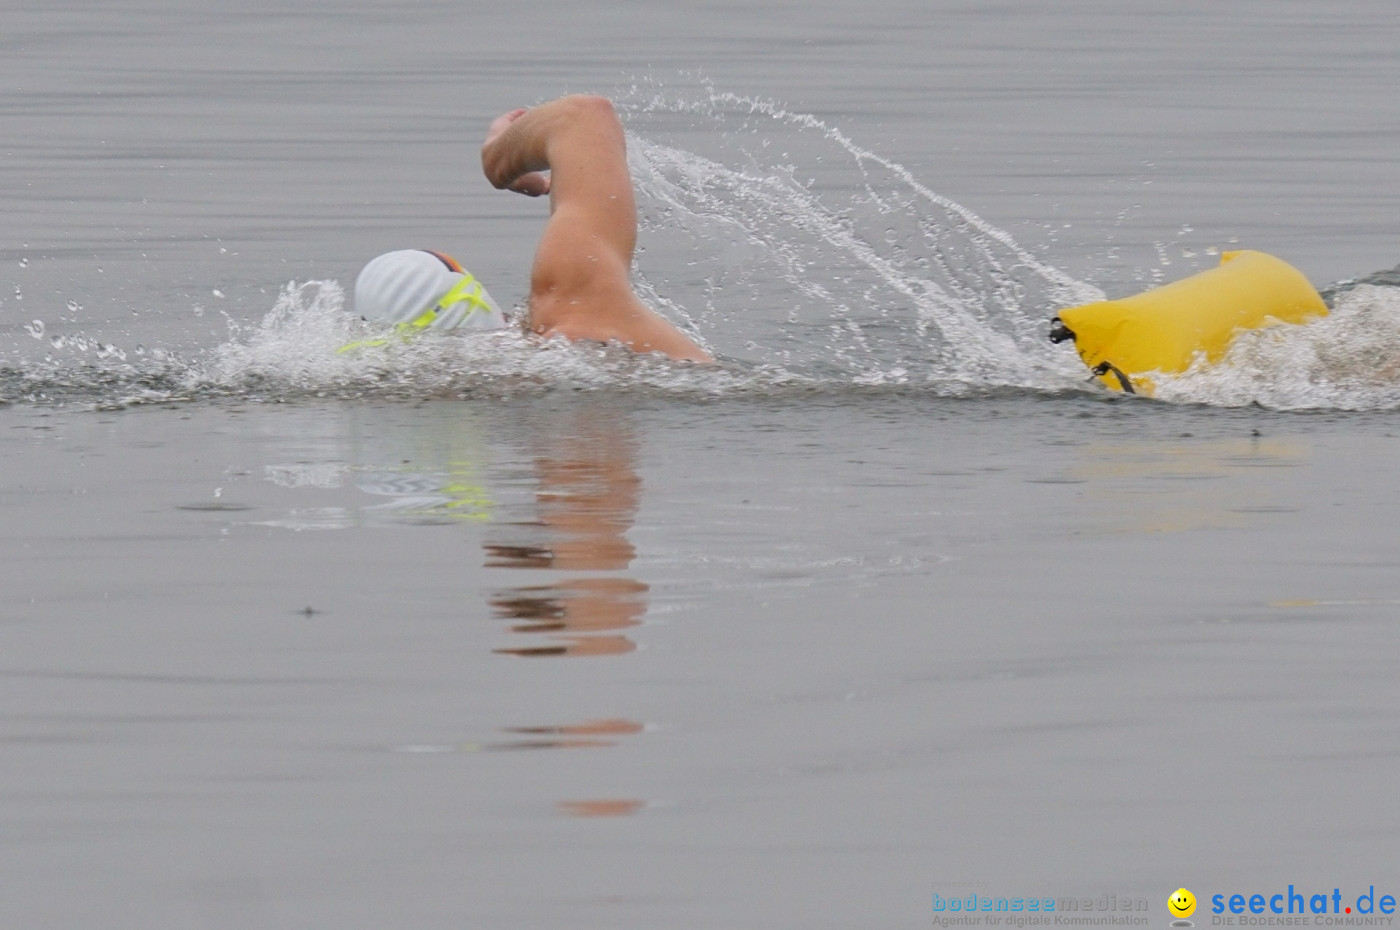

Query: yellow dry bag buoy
[{"left": 1049, "top": 250, "right": 1328, "bottom": 394}]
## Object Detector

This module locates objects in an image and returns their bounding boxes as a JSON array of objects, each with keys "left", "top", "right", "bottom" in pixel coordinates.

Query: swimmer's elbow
[
  {"left": 558, "top": 94, "right": 617, "bottom": 118},
  {"left": 553, "top": 95, "right": 624, "bottom": 139}
]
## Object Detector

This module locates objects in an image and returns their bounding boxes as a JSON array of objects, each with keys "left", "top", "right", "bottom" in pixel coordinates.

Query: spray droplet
[
  {"left": 18, "top": 257, "right": 28, "bottom": 268},
  {"left": 212, "top": 289, "right": 225, "bottom": 299},
  {"left": 66, "top": 299, "right": 82, "bottom": 313},
  {"left": 24, "top": 319, "right": 44, "bottom": 339}
]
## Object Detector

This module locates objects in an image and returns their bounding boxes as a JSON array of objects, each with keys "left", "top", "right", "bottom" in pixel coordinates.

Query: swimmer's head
[{"left": 353, "top": 249, "right": 505, "bottom": 332}]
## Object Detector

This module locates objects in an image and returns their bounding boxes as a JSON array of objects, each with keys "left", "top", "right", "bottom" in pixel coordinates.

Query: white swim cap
[{"left": 353, "top": 249, "right": 505, "bottom": 332}]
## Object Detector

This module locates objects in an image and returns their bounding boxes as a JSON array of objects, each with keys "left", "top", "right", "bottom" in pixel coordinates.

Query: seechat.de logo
[{"left": 1210, "top": 886, "right": 1397, "bottom": 917}]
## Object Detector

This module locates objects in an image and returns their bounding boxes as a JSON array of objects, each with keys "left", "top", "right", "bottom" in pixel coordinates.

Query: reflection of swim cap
[{"left": 354, "top": 249, "right": 505, "bottom": 332}]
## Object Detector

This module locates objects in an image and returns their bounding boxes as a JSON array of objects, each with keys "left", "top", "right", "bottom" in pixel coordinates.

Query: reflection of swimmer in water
[
  {"left": 487, "top": 403, "right": 648, "bottom": 658},
  {"left": 481, "top": 95, "right": 712, "bottom": 363},
  {"left": 352, "top": 95, "right": 712, "bottom": 364}
]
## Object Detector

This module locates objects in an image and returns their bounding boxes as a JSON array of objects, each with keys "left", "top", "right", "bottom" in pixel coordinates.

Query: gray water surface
[{"left": 3, "top": 2, "right": 1400, "bottom": 927}]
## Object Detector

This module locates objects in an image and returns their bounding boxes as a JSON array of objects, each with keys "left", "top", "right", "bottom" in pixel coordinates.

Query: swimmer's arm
[
  {"left": 480, "top": 95, "right": 638, "bottom": 257},
  {"left": 528, "top": 214, "right": 713, "bottom": 363},
  {"left": 482, "top": 96, "right": 713, "bottom": 364}
]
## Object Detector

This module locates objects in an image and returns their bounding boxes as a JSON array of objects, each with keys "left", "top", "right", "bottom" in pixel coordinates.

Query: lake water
[{"left": 3, "top": 1, "right": 1400, "bottom": 927}]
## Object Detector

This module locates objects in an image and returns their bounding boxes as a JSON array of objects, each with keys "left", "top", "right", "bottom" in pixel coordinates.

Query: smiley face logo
[{"left": 1169, "top": 888, "right": 1197, "bottom": 919}]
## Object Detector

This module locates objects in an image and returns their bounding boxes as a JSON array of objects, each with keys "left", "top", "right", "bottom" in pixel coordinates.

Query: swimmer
[
  {"left": 351, "top": 95, "right": 709, "bottom": 362},
  {"left": 480, "top": 95, "right": 713, "bottom": 363}
]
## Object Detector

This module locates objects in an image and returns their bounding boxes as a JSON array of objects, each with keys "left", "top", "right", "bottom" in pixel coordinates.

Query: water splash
[
  {"left": 1153, "top": 283, "right": 1400, "bottom": 411},
  {"left": 192, "top": 280, "right": 763, "bottom": 402},
  {"left": 1, "top": 280, "right": 790, "bottom": 408},
  {"left": 618, "top": 81, "right": 1100, "bottom": 389}
]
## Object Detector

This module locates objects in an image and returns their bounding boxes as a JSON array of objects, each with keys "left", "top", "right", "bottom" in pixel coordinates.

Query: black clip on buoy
[{"left": 1091, "top": 361, "right": 1136, "bottom": 394}]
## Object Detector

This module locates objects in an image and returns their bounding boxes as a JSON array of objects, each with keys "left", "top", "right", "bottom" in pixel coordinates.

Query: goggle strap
[
  {"left": 401, "top": 274, "right": 493, "bottom": 331},
  {"left": 336, "top": 274, "right": 493, "bottom": 353}
]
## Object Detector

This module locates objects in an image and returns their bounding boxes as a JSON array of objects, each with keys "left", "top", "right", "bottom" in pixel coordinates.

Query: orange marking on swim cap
[{"left": 421, "top": 249, "right": 464, "bottom": 273}]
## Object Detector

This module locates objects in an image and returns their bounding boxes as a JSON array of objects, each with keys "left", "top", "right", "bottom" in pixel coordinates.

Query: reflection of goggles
[{"left": 357, "top": 464, "right": 494, "bottom": 523}]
